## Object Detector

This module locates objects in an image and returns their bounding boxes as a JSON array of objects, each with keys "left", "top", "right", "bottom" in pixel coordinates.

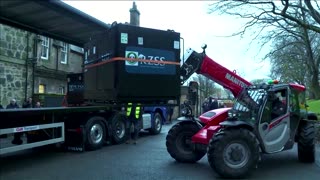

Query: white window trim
[
  {"left": 41, "top": 36, "right": 50, "bottom": 60},
  {"left": 59, "top": 86, "right": 65, "bottom": 95},
  {"left": 61, "top": 43, "right": 68, "bottom": 64}
]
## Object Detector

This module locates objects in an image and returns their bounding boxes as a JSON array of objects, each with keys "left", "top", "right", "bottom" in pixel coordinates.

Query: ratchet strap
[{"left": 84, "top": 57, "right": 180, "bottom": 69}]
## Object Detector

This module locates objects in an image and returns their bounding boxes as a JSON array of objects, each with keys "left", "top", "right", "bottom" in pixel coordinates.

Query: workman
[
  {"left": 271, "top": 91, "right": 287, "bottom": 119},
  {"left": 126, "top": 102, "right": 142, "bottom": 144}
]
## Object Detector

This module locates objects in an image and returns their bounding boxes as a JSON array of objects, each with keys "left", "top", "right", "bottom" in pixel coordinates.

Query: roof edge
[{"left": 41, "top": 0, "right": 111, "bottom": 29}]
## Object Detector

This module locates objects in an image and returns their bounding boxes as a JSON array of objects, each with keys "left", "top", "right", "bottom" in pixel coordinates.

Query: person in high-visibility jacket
[{"left": 126, "top": 102, "right": 142, "bottom": 144}]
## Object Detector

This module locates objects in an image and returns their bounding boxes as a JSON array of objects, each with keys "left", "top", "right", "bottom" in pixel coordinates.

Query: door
[
  {"left": 258, "top": 87, "right": 291, "bottom": 153},
  {"left": 141, "top": 113, "right": 152, "bottom": 129}
]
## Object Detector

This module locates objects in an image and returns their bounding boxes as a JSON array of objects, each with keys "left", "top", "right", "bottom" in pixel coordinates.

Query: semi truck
[{"left": 0, "top": 23, "right": 180, "bottom": 155}]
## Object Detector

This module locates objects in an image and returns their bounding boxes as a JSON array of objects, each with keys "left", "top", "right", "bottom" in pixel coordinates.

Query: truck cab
[{"left": 143, "top": 106, "right": 168, "bottom": 134}]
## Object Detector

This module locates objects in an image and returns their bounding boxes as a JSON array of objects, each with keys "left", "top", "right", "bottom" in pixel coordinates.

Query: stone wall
[
  {"left": 0, "top": 24, "right": 30, "bottom": 60},
  {"left": 0, "top": 24, "right": 34, "bottom": 106},
  {"left": 0, "top": 24, "right": 83, "bottom": 107},
  {"left": 68, "top": 50, "right": 83, "bottom": 73},
  {"left": 36, "top": 40, "right": 83, "bottom": 74},
  {"left": 34, "top": 77, "right": 67, "bottom": 95},
  {"left": 0, "top": 61, "right": 32, "bottom": 107}
]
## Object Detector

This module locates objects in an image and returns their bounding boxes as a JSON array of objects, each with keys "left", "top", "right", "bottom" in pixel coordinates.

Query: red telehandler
[{"left": 166, "top": 45, "right": 318, "bottom": 179}]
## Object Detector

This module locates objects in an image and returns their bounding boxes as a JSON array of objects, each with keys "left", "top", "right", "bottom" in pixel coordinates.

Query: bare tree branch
[{"left": 304, "top": 0, "right": 320, "bottom": 24}]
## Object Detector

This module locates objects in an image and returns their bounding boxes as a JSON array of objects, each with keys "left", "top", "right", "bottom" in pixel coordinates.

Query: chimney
[{"left": 130, "top": 1, "right": 140, "bottom": 26}]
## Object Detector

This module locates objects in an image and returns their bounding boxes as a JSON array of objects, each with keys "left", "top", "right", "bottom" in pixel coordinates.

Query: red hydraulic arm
[{"left": 180, "top": 45, "right": 252, "bottom": 97}]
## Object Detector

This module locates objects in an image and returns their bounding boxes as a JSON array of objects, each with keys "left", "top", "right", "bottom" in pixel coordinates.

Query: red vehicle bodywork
[
  {"left": 198, "top": 55, "right": 252, "bottom": 97},
  {"left": 289, "top": 83, "right": 305, "bottom": 92},
  {"left": 192, "top": 108, "right": 231, "bottom": 144},
  {"left": 190, "top": 54, "right": 251, "bottom": 145}
]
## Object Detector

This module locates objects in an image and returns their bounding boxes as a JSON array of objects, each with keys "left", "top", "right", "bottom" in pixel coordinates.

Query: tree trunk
[{"left": 310, "top": 69, "right": 320, "bottom": 100}]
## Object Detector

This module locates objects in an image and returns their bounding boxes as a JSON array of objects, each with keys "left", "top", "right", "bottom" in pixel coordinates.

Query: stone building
[{"left": 0, "top": 24, "right": 83, "bottom": 107}]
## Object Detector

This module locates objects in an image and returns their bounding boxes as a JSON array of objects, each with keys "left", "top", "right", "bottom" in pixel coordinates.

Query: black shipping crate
[
  {"left": 67, "top": 73, "right": 84, "bottom": 105},
  {"left": 83, "top": 24, "right": 181, "bottom": 103}
]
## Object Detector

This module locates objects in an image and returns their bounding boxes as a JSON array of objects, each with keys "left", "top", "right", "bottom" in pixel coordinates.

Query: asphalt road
[{"left": 1, "top": 122, "right": 319, "bottom": 180}]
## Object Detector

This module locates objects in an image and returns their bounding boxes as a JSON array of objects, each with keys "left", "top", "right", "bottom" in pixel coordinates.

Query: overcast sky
[{"left": 63, "top": 1, "right": 271, "bottom": 82}]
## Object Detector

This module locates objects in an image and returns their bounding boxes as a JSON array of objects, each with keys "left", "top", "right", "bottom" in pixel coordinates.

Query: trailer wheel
[
  {"left": 166, "top": 121, "right": 205, "bottom": 163},
  {"left": 111, "top": 113, "right": 127, "bottom": 144},
  {"left": 207, "top": 128, "right": 260, "bottom": 179},
  {"left": 298, "top": 122, "right": 315, "bottom": 163},
  {"left": 150, "top": 112, "right": 163, "bottom": 135},
  {"left": 85, "top": 117, "right": 106, "bottom": 151}
]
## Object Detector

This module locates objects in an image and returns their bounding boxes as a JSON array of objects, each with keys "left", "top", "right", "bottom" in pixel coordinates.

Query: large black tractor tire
[
  {"left": 207, "top": 128, "right": 260, "bottom": 179},
  {"left": 111, "top": 113, "right": 127, "bottom": 144},
  {"left": 85, "top": 117, "right": 106, "bottom": 151},
  {"left": 149, "top": 112, "right": 163, "bottom": 135},
  {"left": 297, "top": 122, "right": 315, "bottom": 163},
  {"left": 166, "top": 122, "right": 205, "bottom": 163}
]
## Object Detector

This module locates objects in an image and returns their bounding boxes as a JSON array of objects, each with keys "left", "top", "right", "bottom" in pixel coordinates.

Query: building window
[
  {"left": 61, "top": 42, "right": 68, "bottom": 64},
  {"left": 59, "top": 86, "right": 65, "bottom": 95},
  {"left": 41, "top": 36, "right": 50, "bottom": 60},
  {"left": 39, "top": 84, "right": 46, "bottom": 94}
]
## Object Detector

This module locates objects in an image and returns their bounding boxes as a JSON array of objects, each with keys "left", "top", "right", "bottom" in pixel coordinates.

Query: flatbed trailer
[{"left": 0, "top": 103, "right": 170, "bottom": 155}]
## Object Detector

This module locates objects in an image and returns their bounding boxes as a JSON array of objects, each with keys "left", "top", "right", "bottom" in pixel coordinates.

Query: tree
[
  {"left": 192, "top": 74, "right": 216, "bottom": 99},
  {"left": 208, "top": 0, "right": 320, "bottom": 99},
  {"left": 265, "top": 4, "right": 320, "bottom": 98},
  {"left": 267, "top": 28, "right": 316, "bottom": 86},
  {"left": 250, "top": 78, "right": 269, "bottom": 84},
  {"left": 208, "top": 0, "right": 320, "bottom": 34}
]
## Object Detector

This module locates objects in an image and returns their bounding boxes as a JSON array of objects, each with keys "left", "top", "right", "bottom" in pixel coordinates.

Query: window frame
[
  {"left": 60, "top": 42, "right": 68, "bottom": 64},
  {"left": 41, "top": 36, "right": 50, "bottom": 60},
  {"left": 59, "top": 86, "right": 65, "bottom": 95}
]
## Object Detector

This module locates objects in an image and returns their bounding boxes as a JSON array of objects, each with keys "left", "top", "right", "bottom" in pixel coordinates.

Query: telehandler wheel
[
  {"left": 297, "top": 122, "right": 315, "bottom": 163},
  {"left": 166, "top": 122, "right": 205, "bottom": 163},
  {"left": 207, "top": 128, "right": 260, "bottom": 179},
  {"left": 85, "top": 117, "right": 106, "bottom": 151}
]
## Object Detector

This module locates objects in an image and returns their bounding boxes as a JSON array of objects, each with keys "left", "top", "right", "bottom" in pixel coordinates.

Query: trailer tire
[
  {"left": 85, "top": 117, "right": 106, "bottom": 151},
  {"left": 298, "top": 122, "right": 315, "bottom": 163},
  {"left": 150, "top": 112, "right": 163, "bottom": 135},
  {"left": 166, "top": 121, "right": 205, "bottom": 163},
  {"left": 207, "top": 128, "right": 260, "bottom": 179},
  {"left": 111, "top": 113, "right": 127, "bottom": 144}
]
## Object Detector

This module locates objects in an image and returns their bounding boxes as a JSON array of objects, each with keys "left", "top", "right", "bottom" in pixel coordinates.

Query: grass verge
[
  {"left": 307, "top": 99, "right": 320, "bottom": 118},
  {"left": 307, "top": 100, "right": 320, "bottom": 142}
]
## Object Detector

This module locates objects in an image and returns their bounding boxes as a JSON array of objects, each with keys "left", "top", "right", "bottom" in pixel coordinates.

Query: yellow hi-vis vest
[{"left": 126, "top": 103, "right": 141, "bottom": 119}]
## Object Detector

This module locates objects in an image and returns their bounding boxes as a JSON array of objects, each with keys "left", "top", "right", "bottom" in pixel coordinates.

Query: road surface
[{"left": 1, "top": 123, "right": 319, "bottom": 180}]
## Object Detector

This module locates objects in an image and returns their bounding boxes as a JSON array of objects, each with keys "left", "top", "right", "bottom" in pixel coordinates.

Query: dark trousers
[{"left": 127, "top": 118, "right": 140, "bottom": 141}]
